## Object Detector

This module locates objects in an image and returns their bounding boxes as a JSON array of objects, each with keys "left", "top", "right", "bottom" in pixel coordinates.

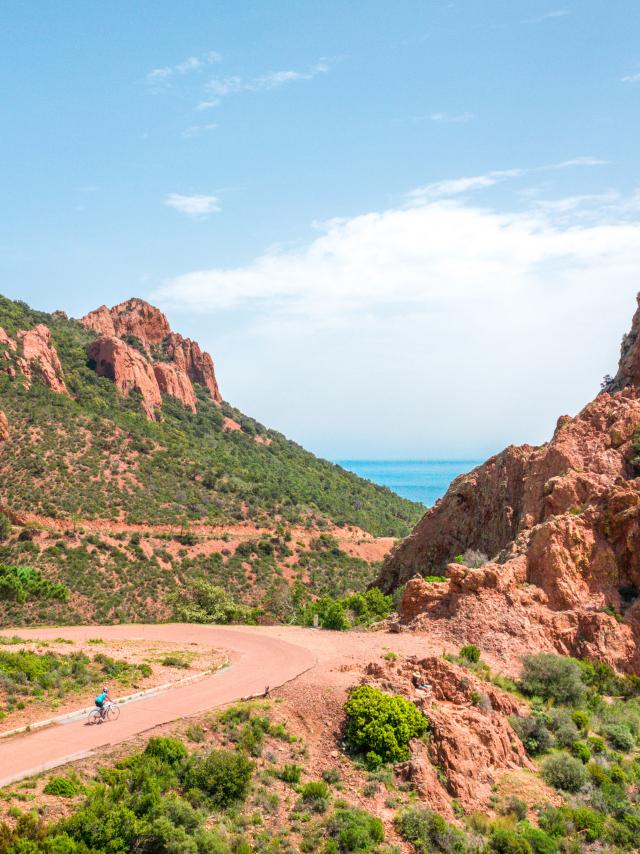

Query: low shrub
[
  {"left": 510, "top": 714, "right": 553, "bottom": 756},
  {"left": 325, "top": 806, "right": 384, "bottom": 852},
  {"left": 541, "top": 752, "right": 588, "bottom": 792},
  {"left": 395, "top": 806, "right": 467, "bottom": 853},
  {"left": 300, "top": 780, "right": 330, "bottom": 813},
  {"left": 571, "top": 740, "right": 591, "bottom": 764},
  {"left": 601, "top": 722, "right": 635, "bottom": 752},
  {"left": 519, "top": 653, "right": 585, "bottom": 706},
  {"left": 488, "top": 827, "right": 533, "bottom": 853},
  {"left": 276, "top": 763, "right": 302, "bottom": 784},
  {"left": 181, "top": 748, "right": 253, "bottom": 807},
  {"left": 343, "top": 685, "right": 428, "bottom": 768},
  {"left": 144, "top": 736, "right": 188, "bottom": 765},
  {"left": 459, "top": 644, "right": 481, "bottom": 664},
  {"left": 43, "top": 776, "right": 81, "bottom": 798}
]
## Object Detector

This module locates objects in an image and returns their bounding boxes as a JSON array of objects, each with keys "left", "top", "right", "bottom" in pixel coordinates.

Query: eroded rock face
[
  {"left": 153, "top": 363, "right": 197, "bottom": 413},
  {"left": 0, "top": 324, "right": 67, "bottom": 395},
  {"left": 377, "top": 293, "right": 640, "bottom": 673},
  {"left": 0, "top": 411, "right": 9, "bottom": 442},
  {"left": 88, "top": 337, "right": 162, "bottom": 419},
  {"left": 364, "top": 655, "right": 533, "bottom": 813},
  {"left": 81, "top": 299, "right": 222, "bottom": 413}
]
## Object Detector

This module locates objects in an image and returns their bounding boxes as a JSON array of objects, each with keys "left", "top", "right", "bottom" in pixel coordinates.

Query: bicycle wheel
[
  {"left": 88, "top": 709, "right": 102, "bottom": 725},
  {"left": 106, "top": 704, "right": 120, "bottom": 721}
]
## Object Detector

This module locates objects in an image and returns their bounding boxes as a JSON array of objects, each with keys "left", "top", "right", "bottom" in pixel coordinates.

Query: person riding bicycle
[{"left": 95, "top": 685, "right": 113, "bottom": 720}]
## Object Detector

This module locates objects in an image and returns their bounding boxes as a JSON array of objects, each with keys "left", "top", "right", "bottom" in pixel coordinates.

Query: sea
[{"left": 336, "top": 460, "right": 481, "bottom": 508}]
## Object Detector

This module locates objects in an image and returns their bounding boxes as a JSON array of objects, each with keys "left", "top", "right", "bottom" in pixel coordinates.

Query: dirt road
[{"left": 0, "top": 624, "right": 317, "bottom": 787}]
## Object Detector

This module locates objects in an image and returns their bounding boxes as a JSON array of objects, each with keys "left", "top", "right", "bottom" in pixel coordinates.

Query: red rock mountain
[
  {"left": 0, "top": 323, "right": 68, "bottom": 395},
  {"left": 81, "top": 298, "right": 221, "bottom": 418},
  {"left": 375, "top": 293, "right": 640, "bottom": 673}
]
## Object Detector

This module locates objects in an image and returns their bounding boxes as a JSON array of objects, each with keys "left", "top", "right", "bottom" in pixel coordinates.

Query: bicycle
[{"left": 87, "top": 702, "right": 120, "bottom": 725}]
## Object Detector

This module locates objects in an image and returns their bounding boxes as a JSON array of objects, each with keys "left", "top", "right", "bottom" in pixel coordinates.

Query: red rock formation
[
  {"left": 0, "top": 411, "right": 9, "bottom": 442},
  {"left": 376, "top": 293, "right": 640, "bottom": 673},
  {"left": 0, "top": 323, "right": 67, "bottom": 394},
  {"left": 88, "top": 337, "right": 162, "bottom": 419},
  {"left": 81, "top": 299, "right": 222, "bottom": 409},
  {"left": 153, "top": 363, "right": 197, "bottom": 413}
]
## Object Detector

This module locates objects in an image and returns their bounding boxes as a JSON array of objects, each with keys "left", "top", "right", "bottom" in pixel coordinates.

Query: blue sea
[{"left": 336, "top": 460, "right": 481, "bottom": 507}]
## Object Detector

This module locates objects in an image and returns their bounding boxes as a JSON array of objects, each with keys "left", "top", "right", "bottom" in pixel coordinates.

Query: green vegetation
[
  {"left": 343, "top": 684, "right": 428, "bottom": 768},
  {"left": 168, "top": 581, "right": 259, "bottom": 625},
  {"left": 459, "top": 643, "right": 481, "bottom": 664},
  {"left": 0, "top": 564, "right": 68, "bottom": 604},
  {"left": 325, "top": 806, "right": 384, "bottom": 852},
  {"left": 298, "top": 587, "right": 394, "bottom": 631},
  {"left": 395, "top": 807, "right": 467, "bottom": 853},
  {"left": 519, "top": 653, "right": 586, "bottom": 706},
  {"left": 0, "top": 647, "right": 151, "bottom": 716},
  {"left": 0, "top": 294, "right": 421, "bottom": 538},
  {"left": 541, "top": 752, "right": 588, "bottom": 792},
  {"left": 42, "top": 775, "right": 82, "bottom": 798}
]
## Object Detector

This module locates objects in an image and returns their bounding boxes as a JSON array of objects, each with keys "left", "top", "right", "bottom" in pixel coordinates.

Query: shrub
[
  {"left": 571, "top": 709, "right": 589, "bottom": 732},
  {"left": 547, "top": 709, "right": 579, "bottom": 748},
  {"left": 510, "top": 714, "right": 553, "bottom": 756},
  {"left": 520, "top": 825, "right": 558, "bottom": 854},
  {"left": 276, "top": 763, "right": 302, "bottom": 784},
  {"left": 488, "top": 828, "right": 533, "bottom": 853},
  {"left": 322, "top": 768, "right": 342, "bottom": 785},
  {"left": 459, "top": 644, "right": 481, "bottom": 664},
  {"left": 568, "top": 806, "right": 605, "bottom": 842},
  {"left": 325, "top": 806, "right": 384, "bottom": 852},
  {"left": 571, "top": 740, "right": 591, "bottom": 764},
  {"left": 144, "top": 736, "right": 188, "bottom": 765},
  {"left": 0, "top": 513, "right": 11, "bottom": 542},
  {"left": 395, "top": 806, "right": 467, "bottom": 853},
  {"left": 43, "top": 776, "right": 81, "bottom": 797},
  {"left": 541, "top": 753, "right": 587, "bottom": 792},
  {"left": 519, "top": 654, "right": 585, "bottom": 706},
  {"left": 343, "top": 685, "right": 428, "bottom": 768},
  {"left": 601, "top": 722, "right": 635, "bottom": 752},
  {"left": 300, "top": 780, "right": 330, "bottom": 813},
  {"left": 500, "top": 797, "right": 527, "bottom": 821},
  {"left": 168, "top": 580, "right": 258, "bottom": 625},
  {"left": 161, "top": 654, "right": 190, "bottom": 668},
  {"left": 181, "top": 748, "right": 253, "bottom": 807}
]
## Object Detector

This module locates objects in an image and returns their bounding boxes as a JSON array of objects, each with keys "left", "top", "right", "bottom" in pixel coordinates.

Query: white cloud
[
  {"left": 203, "top": 60, "right": 331, "bottom": 104},
  {"left": 621, "top": 73, "right": 640, "bottom": 83},
  {"left": 152, "top": 168, "right": 640, "bottom": 458},
  {"left": 146, "top": 51, "right": 221, "bottom": 84},
  {"left": 428, "top": 111, "right": 474, "bottom": 123},
  {"left": 164, "top": 193, "right": 220, "bottom": 217},
  {"left": 522, "top": 10, "right": 569, "bottom": 24},
  {"left": 181, "top": 123, "right": 217, "bottom": 139}
]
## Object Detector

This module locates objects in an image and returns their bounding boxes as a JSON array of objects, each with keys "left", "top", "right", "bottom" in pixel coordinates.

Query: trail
[{"left": 0, "top": 624, "right": 317, "bottom": 787}]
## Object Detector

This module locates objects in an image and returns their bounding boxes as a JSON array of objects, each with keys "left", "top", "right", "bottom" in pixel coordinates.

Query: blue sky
[{"left": 2, "top": 1, "right": 640, "bottom": 458}]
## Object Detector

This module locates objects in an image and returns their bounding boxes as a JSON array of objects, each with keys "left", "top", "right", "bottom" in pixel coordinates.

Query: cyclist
[{"left": 95, "top": 685, "right": 113, "bottom": 720}]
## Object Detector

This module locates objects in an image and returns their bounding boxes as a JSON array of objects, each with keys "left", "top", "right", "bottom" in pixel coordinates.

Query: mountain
[
  {"left": 0, "top": 294, "right": 421, "bottom": 624},
  {"left": 374, "top": 293, "right": 640, "bottom": 673}
]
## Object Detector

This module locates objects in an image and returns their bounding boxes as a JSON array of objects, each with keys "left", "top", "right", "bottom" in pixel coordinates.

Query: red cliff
[
  {"left": 376, "top": 293, "right": 640, "bottom": 673},
  {"left": 0, "top": 323, "right": 67, "bottom": 395},
  {"left": 81, "top": 298, "right": 222, "bottom": 415}
]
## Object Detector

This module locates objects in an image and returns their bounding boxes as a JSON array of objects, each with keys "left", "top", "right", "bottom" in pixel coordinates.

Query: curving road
[{"left": 0, "top": 624, "right": 318, "bottom": 788}]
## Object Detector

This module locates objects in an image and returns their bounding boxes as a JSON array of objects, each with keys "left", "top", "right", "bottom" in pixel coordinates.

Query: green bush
[
  {"left": 181, "top": 748, "right": 253, "bottom": 807},
  {"left": 43, "top": 776, "right": 81, "bottom": 798},
  {"left": 520, "top": 825, "right": 558, "bottom": 854},
  {"left": 275, "top": 763, "right": 302, "bottom": 784},
  {"left": 571, "top": 740, "right": 591, "bottom": 763},
  {"left": 459, "top": 644, "right": 481, "bottom": 664},
  {"left": 395, "top": 806, "right": 467, "bottom": 853},
  {"left": 168, "top": 580, "right": 258, "bottom": 625},
  {"left": 300, "top": 780, "right": 330, "bottom": 813},
  {"left": 541, "top": 752, "right": 588, "bottom": 792},
  {"left": 601, "top": 722, "right": 635, "bottom": 752},
  {"left": 343, "top": 685, "right": 428, "bottom": 768},
  {"left": 489, "top": 828, "right": 533, "bottom": 853},
  {"left": 568, "top": 806, "right": 605, "bottom": 842},
  {"left": 0, "top": 563, "right": 69, "bottom": 603},
  {"left": 519, "top": 653, "right": 585, "bottom": 706},
  {"left": 325, "top": 806, "right": 384, "bottom": 852},
  {"left": 0, "top": 514, "right": 11, "bottom": 542},
  {"left": 144, "top": 736, "right": 188, "bottom": 765},
  {"left": 510, "top": 714, "right": 553, "bottom": 756},
  {"left": 322, "top": 768, "right": 342, "bottom": 785}
]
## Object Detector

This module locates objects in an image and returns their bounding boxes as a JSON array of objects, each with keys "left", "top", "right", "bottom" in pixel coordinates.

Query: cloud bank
[{"left": 152, "top": 168, "right": 640, "bottom": 458}]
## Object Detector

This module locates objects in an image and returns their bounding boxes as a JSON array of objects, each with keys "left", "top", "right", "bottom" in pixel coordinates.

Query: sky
[{"left": 2, "top": 0, "right": 640, "bottom": 459}]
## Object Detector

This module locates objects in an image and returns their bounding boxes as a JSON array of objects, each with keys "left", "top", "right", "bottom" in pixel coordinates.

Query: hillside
[
  {"left": 374, "top": 292, "right": 640, "bottom": 674},
  {"left": 0, "top": 294, "right": 421, "bottom": 624}
]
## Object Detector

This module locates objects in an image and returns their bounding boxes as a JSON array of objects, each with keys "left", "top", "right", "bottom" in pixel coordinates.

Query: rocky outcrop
[
  {"left": 364, "top": 655, "right": 533, "bottom": 813},
  {"left": 81, "top": 299, "right": 222, "bottom": 413},
  {"left": 88, "top": 337, "right": 162, "bottom": 419},
  {"left": 0, "top": 411, "right": 9, "bottom": 442},
  {"left": 376, "top": 293, "right": 640, "bottom": 673},
  {"left": 0, "top": 324, "right": 67, "bottom": 395},
  {"left": 153, "top": 363, "right": 197, "bottom": 413}
]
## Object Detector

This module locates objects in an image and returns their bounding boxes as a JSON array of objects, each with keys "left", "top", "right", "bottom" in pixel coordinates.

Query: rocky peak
[
  {"left": 81, "top": 298, "right": 221, "bottom": 417},
  {"left": 610, "top": 293, "right": 640, "bottom": 392},
  {"left": 0, "top": 323, "right": 68, "bottom": 395}
]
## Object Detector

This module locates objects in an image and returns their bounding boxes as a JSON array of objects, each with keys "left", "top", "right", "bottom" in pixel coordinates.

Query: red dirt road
[{"left": 0, "top": 624, "right": 317, "bottom": 787}]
